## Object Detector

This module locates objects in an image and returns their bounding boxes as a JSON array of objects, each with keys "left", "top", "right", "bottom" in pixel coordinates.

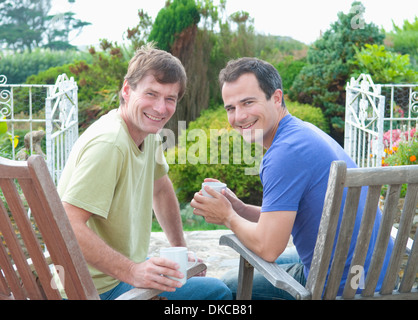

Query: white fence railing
[
  {"left": 345, "top": 74, "right": 418, "bottom": 167},
  {"left": 0, "top": 74, "right": 78, "bottom": 184}
]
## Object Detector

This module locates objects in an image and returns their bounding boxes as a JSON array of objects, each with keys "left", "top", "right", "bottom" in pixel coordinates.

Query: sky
[{"left": 50, "top": 0, "right": 418, "bottom": 47}]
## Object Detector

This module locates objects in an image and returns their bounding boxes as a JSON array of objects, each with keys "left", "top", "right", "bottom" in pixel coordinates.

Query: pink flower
[
  {"left": 383, "top": 127, "right": 417, "bottom": 149},
  {"left": 383, "top": 129, "right": 401, "bottom": 148}
]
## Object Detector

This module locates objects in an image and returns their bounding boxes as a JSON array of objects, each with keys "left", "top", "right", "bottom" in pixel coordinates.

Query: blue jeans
[
  {"left": 221, "top": 246, "right": 306, "bottom": 300},
  {"left": 100, "top": 276, "right": 232, "bottom": 300}
]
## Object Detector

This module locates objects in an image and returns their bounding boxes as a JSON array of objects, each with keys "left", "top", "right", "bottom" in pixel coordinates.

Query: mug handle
[{"left": 188, "top": 251, "right": 198, "bottom": 268}]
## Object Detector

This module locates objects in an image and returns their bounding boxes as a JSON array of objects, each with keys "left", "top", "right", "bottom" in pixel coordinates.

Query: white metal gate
[
  {"left": 45, "top": 74, "right": 78, "bottom": 184},
  {"left": 345, "top": 73, "right": 418, "bottom": 168},
  {"left": 344, "top": 74, "right": 385, "bottom": 167},
  {"left": 0, "top": 74, "right": 78, "bottom": 184}
]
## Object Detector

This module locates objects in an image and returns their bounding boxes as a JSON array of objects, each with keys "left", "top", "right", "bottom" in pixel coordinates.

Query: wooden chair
[
  {"left": 220, "top": 160, "right": 418, "bottom": 300},
  {"left": 0, "top": 155, "right": 206, "bottom": 300}
]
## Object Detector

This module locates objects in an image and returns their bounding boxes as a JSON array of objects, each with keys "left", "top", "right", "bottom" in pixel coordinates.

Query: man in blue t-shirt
[{"left": 191, "top": 57, "right": 393, "bottom": 299}]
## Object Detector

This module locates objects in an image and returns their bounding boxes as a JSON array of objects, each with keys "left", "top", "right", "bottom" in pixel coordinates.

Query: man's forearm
[
  {"left": 154, "top": 201, "right": 186, "bottom": 247},
  {"left": 153, "top": 175, "right": 186, "bottom": 247},
  {"left": 238, "top": 204, "right": 261, "bottom": 222},
  {"left": 224, "top": 190, "right": 260, "bottom": 222},
  {"left": 78, "top": 223, "right": 135, "bottom": 283}
]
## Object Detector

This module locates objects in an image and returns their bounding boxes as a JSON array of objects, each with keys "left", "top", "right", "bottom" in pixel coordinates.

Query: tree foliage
[
  {"left": 123, "top": 9, "right": 153, "bottom": 53},
  {"left": 289, "top": 1, "right": 385, "bottom": 144},
  {"left": 0, "top": 0, "right": 90, "bottom": 52},
  {"left": 386, "top": 16, "right": 418, "bottom": 68},
  {"left": 274, "top": 56, "right": 307, "bottom": 94},
  {"left": 25, "top": 40, "right": 127, "bottom": 128},
  {"left": 0, "top": 48, "right": 90, "bottom": 84},
  {"left": 148, "top": 0, "right": 200, "bottom": 52},
  {"left": 350, "top": 44, "right": 418, "bottom": 84}
]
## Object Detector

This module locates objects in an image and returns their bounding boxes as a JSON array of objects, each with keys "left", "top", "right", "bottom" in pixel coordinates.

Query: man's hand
[
  {"left": 129, "top": 257, "right": 184, "bottom": 292},
  {"left": 190, "top": 182, "right": 296, "bottom": 263},
  {"left": 191, "top": 185, "right": 236, "bottom": 228},
  {"left": 198, "top": 178, "right": 257, "bottom": 221}
]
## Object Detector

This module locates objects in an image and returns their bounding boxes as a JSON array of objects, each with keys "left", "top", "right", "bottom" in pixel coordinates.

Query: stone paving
[
  {"left": 148, "top": 230, "right": 240, "bottom": 279},
  {"left": 148, "top": 230, "right": 294, "bottom": 279}
]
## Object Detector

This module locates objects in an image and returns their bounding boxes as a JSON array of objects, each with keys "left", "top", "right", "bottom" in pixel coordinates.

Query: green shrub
[
  {"left": 11, "top": 64, "right": 76, "bottom": 115},
  {"left": 349, "top": 44, "right": 418, "bottom": 84},
  {"left": 0, "top": 48, "right": 91, "bottom": 84},
  {"left": 287, "top": 101, "right": 330, "bottom": 133},
  {"left": 167, "top": 106, "right": 264, "bottom": 205},
  {"left": 26, "top": 64, "right": 74, "bottom": 85},
  {"left": 26, "top": 48, "right": 127, "bottom": 111},
  {"left": 168, "top": 101, "right": 328, "bottom": 205},
  {"left": 386, "top": 16, "right": 418, "bottom": 68},
  {"left": 25, "top": 43, "right": 128, "bottom": 129},
  {"left": 275, "top": 56, "right": 307, "bottom": 95}
]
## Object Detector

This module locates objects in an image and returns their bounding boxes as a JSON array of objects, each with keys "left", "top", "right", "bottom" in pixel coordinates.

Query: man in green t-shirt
[{"left": 58, "top": 43, "right": 231, "bottom": 300}]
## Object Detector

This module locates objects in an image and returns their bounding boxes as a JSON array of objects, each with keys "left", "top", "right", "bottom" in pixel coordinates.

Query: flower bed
[{"left": 382, "top": 127, "right": 418, "bottom": 166}]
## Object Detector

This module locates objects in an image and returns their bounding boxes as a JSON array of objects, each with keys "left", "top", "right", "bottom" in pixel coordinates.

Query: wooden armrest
[
  {"left": 115, "top": 262, "right": 207, "bottom": 300},
  {"left": 219, "top": 233, "right": 311, "bottom": 300}
]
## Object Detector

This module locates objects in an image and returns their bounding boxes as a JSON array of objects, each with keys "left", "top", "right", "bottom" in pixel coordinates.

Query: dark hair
[
  {"left": 119, "top": 43, "right": 187, "bottom": 104},
  {"left": 219, "top": 57, "right": 285, "bottom": 106}
]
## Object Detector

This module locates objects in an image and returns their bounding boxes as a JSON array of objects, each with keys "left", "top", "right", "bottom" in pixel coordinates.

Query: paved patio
[{"left": 148, "top": 230, "right": 294, "bottom": 279}]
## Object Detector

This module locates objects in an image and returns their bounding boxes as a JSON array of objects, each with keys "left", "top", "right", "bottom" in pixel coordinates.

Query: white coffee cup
[
  {"left": 160, "top": 247, "right": 198, "bottom": 285},
  {"left": 201, "top": 181, "right": 227, "bottom": 197}
]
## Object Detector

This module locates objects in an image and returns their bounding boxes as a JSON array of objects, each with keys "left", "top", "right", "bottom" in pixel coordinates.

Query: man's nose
[
  {"left": 235, "top": 107, "right": 248, "bottom": 123},
  {"left": 153, "top": 97, "right": 167, "bottom": 114}
]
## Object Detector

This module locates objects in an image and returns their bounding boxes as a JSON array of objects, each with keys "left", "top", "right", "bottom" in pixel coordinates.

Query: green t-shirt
[{"left": 57, "top": 109, "right": 169, "bottom": 294}]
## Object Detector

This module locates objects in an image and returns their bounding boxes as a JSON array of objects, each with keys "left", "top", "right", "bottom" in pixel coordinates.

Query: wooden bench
[
  {"left": 0, "top": 155, "right": 205, "bottom": 300},
  {"left": 220, "top": 161, "right": 418, "bottom": 300}
]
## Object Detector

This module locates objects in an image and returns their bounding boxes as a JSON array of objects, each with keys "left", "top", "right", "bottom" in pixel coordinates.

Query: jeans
[
  {"left": 221, "top": 246, "right": 306, "bottom": 300},
  {"left": 100, "top": 276, "right": 232, "bottom": 300}
]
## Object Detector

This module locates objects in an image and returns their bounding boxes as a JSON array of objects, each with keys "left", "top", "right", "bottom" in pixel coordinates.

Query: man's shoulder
[{"left": 81, "top": 111, "right": 129, "bottom": 147}]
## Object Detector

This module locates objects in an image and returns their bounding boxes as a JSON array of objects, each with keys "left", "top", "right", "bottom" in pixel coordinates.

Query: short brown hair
[
  {"left": 219, "top": 57, "right": 285, "bottom": 106},
  {"left": 119, "top": 43, "right": 187, "bottom": 104}
]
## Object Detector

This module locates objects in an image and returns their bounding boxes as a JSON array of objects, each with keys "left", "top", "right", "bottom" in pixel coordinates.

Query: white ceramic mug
[
  {"left": 160, "top": 247, "right": 198, "bottom": 285},
  {"left": 201, "top": 181, "right": 227, "bottom": 197}
]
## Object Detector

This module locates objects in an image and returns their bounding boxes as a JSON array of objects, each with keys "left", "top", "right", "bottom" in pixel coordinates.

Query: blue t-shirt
[{"left": 260, "top": 115, "right": 393, "bottom": 295}]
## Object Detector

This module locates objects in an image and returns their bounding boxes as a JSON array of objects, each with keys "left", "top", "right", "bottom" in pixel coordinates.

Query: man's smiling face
[
  {"left": 222, "top": 73, "right": 282, "bottom": 148},
  {"left": 120, "top": 74, "right": 180, "bottom": 145}
]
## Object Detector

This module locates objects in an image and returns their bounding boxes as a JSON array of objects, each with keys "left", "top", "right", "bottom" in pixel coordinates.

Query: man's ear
[
  {"left": 273, "top": 89, "right": 283, "bottom": 108},
  {"left": 121, "top": 80, "right": 131, "bottom": 104}
]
